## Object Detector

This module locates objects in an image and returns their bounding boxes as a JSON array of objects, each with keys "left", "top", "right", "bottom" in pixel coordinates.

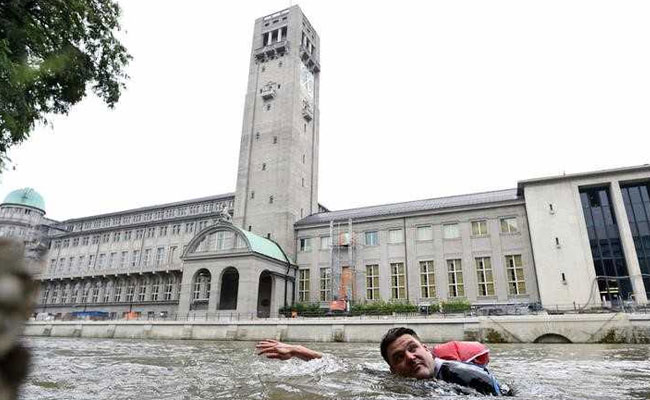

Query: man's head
[{"left": 380, "top": 327, "right": 435, "bottom": 379}]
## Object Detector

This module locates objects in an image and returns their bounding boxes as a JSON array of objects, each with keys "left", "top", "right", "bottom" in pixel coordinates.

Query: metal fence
[{"left": 32, "top": 302, "right": 650, "bottom": 323}]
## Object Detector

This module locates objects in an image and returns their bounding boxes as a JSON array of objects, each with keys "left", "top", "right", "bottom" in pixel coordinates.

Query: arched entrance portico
[{"left": 257, "top": 271, "right": 273, "bottom": 318}]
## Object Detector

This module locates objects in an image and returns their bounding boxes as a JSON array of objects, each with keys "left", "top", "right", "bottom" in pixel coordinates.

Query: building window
[
  {"left": 131, "top": 250, "right": 140, "bottom": 267},
  {"left": 299, "top": 238, "right": 312, "bottom": 252},
  {"left": 366, "top": 264, "right": 380, "bottom": 300},
  {"left": 155, "top": 247, "right": 165, "bottom": 266},
  {"left": 319, "top": 267, "right": 331, "bottom": 301},
  {"left": 114, "top": 284, "right": 122, "bottom": 302},
  {"left": 269, "top": 195, "right": 274, "bottom": 204},
  {"left": 120, "top": 252, "right": 128, "bottom": 269},
  {"left": 88, "top": 255, "right": 95, "bottom": 269},
  {"left": 113, "top": 232, "right": 120, "bottom": 242},
  {"left": 389, "top": 229, "right": 404, "bottom": 244},
  {"left": 164, "top": 278, "right": 173, "bottom": 301},
  {"left": 124, "top": 230, "right": 132, "bottom": 240},
  {"left": 172, "top": 224, "right": 181, "bottom": 235},
  {"left": 135, "top": 229, "right": 144, "bottom": 239},
  {"left": 443, "top": 224, "right": 460, "bottom": 239},
  {"left": 471, "top": 220, "right": 488, "bottom": 236},
  {"left": 41, "top": 287, "right": 50, "bottom": 304},
  {"left": 91, "top": 284, "right": 99, "bottom": 303},
  {"left": 102, "top": 233, "right": 110, "bottom": 243},
  {"left": 143, "top": 249, "right": 151, "bottom": 266},
  {"left": 447, "top": 259, "right": 464, "bottom": 297},
  {"left": 419, "top": 260, "right": 436, "bottom": 299},
  {"left": 320, "top": 236, "right": 331, "bottom": 249},
  {"left": 138, "top": 283, "right": 146, "bottom": 301},
  {"left": 126, "top": 282, "right": 135, "bottom": 302},
  {"left": 299, "top": 269, "right": 310, "bottom": 302},
  {"left": 91, "top": 235, "right": 100, "bottom": 244},
  {"left": 159, "top": 226, "right": 168, "bottom": 236},
  {"left": 102, "top": 284, "right": 111, "bottom": 303},
  {"left": 580, "top": 187, "right": 631, "bottom": 300},
  {"left": 151, "top": 280, "right": 160, "bottom": 302},
  {"left": 146, "top": 227, "right": 155, "bottom": 238},
  {"left": 621, "top": 183, "right": 650, "bottom": 299},
  {"left": 185, "top": 222, "right": 194, "bottom": 234},
  {"left": 77, "top": 256, "right": 84, "bottom": 271},
  {"left": 364, "top": 231, "right": 379, "bottom": 246},
  {"left": 81, "top": 285, "right": 89, "bottom": 303},
  {"left": 506, "top": 255, "right": 526, "bottom": 295},
  {"left": 500, "top": 217, "right": 519, "bottom": 234},
  {"left": 169, "top": 246, "right": 177, "bottom": 264},
  {"left": 416, "top": 226, "right": 433, "bottom": 241},
  {"left": 193, "top": 271, "right": 211, "bottom": 300},
  {"left": 476, "top": 257, "right": 495, "bottom": 296},
  {"left": 109, "top": 252, "right": 117, "bottom": 268},
  {"left": 82, "top": 236, "right": 89, "bottom": 246},
  {"left": 390, "top": 262, "right": 406, "bottom": 299},
  {"left": 72, "top": 238, "right": 79, "bottom": 247}
]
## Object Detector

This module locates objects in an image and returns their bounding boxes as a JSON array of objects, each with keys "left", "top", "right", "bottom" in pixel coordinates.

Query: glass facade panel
[
  {"left": 580, "top": 186, "right": 633, "bottom": 301},
  {"left": 621, "top": 183, "right": 650, "bottom": 298}
]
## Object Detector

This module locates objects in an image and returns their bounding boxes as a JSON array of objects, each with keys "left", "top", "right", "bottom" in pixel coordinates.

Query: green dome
[{"left": 2, "top": 188, "right": 45, "bottom": 211}]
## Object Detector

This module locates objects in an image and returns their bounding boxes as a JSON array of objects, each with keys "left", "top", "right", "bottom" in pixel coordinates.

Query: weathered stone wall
[{"left": 23, "top": 313, "right": 650, "bottom": 344}]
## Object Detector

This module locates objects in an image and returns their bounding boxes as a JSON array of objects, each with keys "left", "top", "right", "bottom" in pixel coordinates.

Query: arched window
[{"left": 192, "top": 269, "right": 211, "bottom": 301}]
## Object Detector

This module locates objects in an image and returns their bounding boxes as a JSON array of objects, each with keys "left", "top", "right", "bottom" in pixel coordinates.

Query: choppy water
[{"left": 20, "top": 337, "right": 650, "bottom": 399}]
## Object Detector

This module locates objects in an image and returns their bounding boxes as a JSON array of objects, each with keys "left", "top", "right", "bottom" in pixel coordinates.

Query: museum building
[{"left": 1, "top": 6, "right": 648, "bottom": 319}]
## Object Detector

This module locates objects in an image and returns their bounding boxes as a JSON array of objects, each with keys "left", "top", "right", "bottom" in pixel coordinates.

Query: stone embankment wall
[{"left": 23, "top": 314, "right": 650, "bottom": 344}]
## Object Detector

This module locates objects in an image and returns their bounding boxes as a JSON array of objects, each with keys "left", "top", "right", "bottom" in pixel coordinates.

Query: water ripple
[{"left": 18, "top": 338, "right": 650, "bottom": 400}]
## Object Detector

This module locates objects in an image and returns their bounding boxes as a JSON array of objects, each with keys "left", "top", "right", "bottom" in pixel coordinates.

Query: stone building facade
[{"left": 1, "top": 7, "right": 649, "bottom": 319}]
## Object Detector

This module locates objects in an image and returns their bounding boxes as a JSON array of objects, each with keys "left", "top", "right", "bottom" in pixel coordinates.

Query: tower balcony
[
  {"left": 302, "top": 104, "right": 314, "bottom": 121},
  {"left": 300, "top": 44, "right": 320, "bottom": 73},
  {"left": 254, "top": 40, "right": 289, "bottom": 62},
  {"left": 260, "top": 87, "right": 276, "bottom": 100}
]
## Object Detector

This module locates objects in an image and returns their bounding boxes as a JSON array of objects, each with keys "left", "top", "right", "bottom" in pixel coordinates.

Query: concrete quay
[{"left": 23, "top": 313, "right": 650, "bottom": 344}]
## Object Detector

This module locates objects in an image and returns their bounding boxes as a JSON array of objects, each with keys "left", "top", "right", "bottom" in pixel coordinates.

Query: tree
[{"left": 0, "top": 0, "right": 131, "bottom": 170}]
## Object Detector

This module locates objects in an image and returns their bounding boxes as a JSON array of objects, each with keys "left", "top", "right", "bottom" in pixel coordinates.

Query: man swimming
[{"left": 256, "top": 326, "right": 511, "bottom": 396}]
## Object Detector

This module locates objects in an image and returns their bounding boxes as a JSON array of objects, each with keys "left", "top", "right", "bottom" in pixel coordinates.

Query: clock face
[{"left": 300, "top": 63, "right": 314, "bottom": 103}]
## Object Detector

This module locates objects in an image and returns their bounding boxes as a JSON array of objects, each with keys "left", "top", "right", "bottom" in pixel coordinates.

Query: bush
[
  {"left": 440, "top": 298, "right": 471, "bottom": 313},
  {"left": 280, "top": 303, "right": 327, "bottom": 317},
  {"left": 350, "top": 301, "right": 418, "bottom": 316}
]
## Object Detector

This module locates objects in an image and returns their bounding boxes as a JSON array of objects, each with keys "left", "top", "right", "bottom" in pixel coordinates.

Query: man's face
[{"left": 385, "top": 334, "right": 435, "bottom": 379}]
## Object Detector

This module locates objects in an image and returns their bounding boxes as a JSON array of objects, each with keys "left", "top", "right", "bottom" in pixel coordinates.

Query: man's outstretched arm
[{"left": 255, "top": 339, "right": 322, "bottom": 361}]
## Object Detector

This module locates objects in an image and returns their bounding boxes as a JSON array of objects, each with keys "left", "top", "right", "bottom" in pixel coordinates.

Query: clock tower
[{"left": 233, "top": 6, "right": 320, "bottom": 261}]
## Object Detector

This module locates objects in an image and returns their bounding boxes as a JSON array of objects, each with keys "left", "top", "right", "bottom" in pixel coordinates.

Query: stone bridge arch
[{"left": 533, "top": 333, "right": 572, "bottom": 343}]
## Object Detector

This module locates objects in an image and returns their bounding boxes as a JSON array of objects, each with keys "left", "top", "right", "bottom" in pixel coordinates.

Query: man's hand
[{"left": 255, "top": 339, "right": 322, "bottom": 361}]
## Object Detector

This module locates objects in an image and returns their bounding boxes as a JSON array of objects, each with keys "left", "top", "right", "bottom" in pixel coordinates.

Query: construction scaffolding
[{"left": 329, "top": 219, "right": 357, "bottom": 312}]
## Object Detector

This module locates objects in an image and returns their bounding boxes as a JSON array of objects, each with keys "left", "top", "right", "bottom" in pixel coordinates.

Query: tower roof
[{"left": 2, "top": 188, "right": 45, "bottom": 212}]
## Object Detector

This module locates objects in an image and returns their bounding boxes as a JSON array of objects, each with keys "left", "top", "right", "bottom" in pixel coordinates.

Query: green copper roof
[
  {"left": 2, "top": 188, "right": 45, "bottom": 211},
  {"left": 240, "top": 229, "right": 289, "bottom": 263}
]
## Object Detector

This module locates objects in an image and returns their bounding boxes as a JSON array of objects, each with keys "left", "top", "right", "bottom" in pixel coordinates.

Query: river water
[{"left": 20, "top": 337, "right": 650, "bottom": 399}]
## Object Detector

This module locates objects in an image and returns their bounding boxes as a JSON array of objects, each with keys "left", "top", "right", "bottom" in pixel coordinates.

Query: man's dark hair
[{"left": 380, "top": 327, "right": 421, "bottom": 364}]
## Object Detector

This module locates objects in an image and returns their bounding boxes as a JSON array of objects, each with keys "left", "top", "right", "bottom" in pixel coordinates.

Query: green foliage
[
  {"left": 440, "top": 298, "right": 471, "bottom": 313},
  {"left": 350, "top": 301, "right": 418, "bottom": 315},
  {"left": 0, "top": 0, "right": 132, "bottom": 169}
]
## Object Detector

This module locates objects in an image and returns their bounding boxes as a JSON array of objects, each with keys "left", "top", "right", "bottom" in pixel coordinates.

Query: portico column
[{"left": 610, "top": 181, "right": 648, "bottom": 305}]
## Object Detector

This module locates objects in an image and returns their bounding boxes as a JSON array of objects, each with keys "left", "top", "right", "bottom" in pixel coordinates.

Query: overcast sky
[{"left": 1, "top": 0, "right": 649, "bottom": 221}]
